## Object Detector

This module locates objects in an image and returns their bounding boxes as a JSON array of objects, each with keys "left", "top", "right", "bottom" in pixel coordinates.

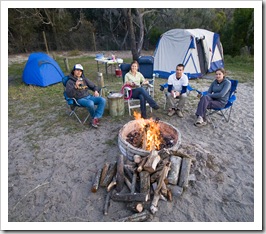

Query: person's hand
[
  {"left": 75, "top": 80, "right": 83, "bottom": 89},
  {"left": 94, "top": 90, "right": 99, "bottom": 97},
  {"left": 142, "top": 80, "right": 149, "bottom": 85},
  {"left": 197, "top": 93, "right": 202, "bottom": 98}
]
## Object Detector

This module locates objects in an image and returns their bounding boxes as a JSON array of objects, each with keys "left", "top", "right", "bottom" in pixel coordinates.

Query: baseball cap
[{"left": 74, "top": 64, "right": 84, "bottom": 71}]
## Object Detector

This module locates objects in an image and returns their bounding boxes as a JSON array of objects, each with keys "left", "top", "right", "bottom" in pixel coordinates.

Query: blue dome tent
[{"left": 22, "top": 52, "right": 64, "bottom": 87}]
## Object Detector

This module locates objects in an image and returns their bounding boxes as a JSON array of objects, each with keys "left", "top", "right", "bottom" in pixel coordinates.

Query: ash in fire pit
[{"left": 118, "top": 119, "right": 181, "bottom": 161}]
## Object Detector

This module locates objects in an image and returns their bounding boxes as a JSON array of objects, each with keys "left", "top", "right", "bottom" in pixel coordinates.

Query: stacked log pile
[{"left": 91, "top": 148, "right": 195, "bottom": 221}]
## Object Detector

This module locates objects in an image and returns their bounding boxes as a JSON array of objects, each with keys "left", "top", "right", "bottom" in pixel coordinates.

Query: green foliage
[{"left": 8, "top": 8, "right": 255, "bottom": 57}]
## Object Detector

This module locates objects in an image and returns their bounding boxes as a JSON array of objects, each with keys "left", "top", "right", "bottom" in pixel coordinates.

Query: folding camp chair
[
  {"left": 122, "top": 85, "right": 153, "bottom": 116},
  {"left": 203, "top": 79, "right": 238, "bottom": 128},
  {"left": 62, "top": 76, "right": 90, "bottom": 124},
  {"left": 159, "top": 73, "right": 201, "bottom": 110},
  {"left": 120, "top": 61, "right": 155, "bottom": 116}
]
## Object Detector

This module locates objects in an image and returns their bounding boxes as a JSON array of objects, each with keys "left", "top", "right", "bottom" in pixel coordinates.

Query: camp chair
[
  {"left": 120, "top": 61, "right": 155, "bottom": 116},
  {"left": 122, "top": 84, "right": 153, "bottom": 116},
  {"left": 203, "top": 79, "right": 238, "bottom": 128},
  {"left": 159, "top": 73, "right": 200, "bottom": 110},
  {"left": 62, "top": 76, "right": 90, "bottom": 124}
]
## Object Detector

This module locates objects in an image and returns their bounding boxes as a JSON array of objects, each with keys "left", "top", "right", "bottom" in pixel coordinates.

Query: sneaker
[
  {"left": 195, "top": 116, "right": 203, "bottom": 124},
  {"left": 91, "top": 118, "right": 98, "bottom": 128},
  {"left": 176, "top": 109, "right": 184, "bottom": 118},
  {"left": 95, "top": 118, "right": 100, "bottom": 126},
  {"left": 168, "top": 109, "right": 176, "bottom": 117}
]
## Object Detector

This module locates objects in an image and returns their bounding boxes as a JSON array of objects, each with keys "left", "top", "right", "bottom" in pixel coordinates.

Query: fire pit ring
[{"left": 118, "top": 120, "right": 181, "bottom": 161}]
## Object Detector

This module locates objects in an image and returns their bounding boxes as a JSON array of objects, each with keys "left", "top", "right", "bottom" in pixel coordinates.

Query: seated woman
[
  {"left": 124, "top": 60, "right": 159, "bottom": 119},
  {"left": 66, "top": 64, "right": 106, "bottom": 128},
  {"left": 195, "top": 68, "right": 231, "bottom": 127}
]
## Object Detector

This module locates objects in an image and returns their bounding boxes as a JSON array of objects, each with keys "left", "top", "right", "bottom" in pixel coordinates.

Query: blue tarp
[{"left": 22, "top": 52, "right": 64, "bottom": 87}]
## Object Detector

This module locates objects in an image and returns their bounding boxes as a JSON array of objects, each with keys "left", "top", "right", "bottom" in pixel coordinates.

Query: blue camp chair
[
  {"left": 62, "top": 76, "right": 90, "bottom": 124},
  {"left": 120, "top": 60, "right": 155, "bottom": 116},
  {"left": 203, "top": 79, "right": 238, "bottom": 128},
  {"left": 159, "top": 72, "right": 200, "bottom": 110}
]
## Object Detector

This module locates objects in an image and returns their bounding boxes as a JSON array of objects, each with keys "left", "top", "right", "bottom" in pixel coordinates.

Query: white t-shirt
[{"left": 167, "top": 73, "right": 189, "bottom": 92}]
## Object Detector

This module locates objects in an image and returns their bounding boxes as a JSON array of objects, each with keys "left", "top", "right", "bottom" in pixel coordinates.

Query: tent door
[{"left": 196, "top": 38, "right": 208, "bottom": 75}]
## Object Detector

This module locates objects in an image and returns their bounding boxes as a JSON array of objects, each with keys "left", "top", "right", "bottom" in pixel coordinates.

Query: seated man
[
  {"left": 166, "top": 64, "right": 188, "bottom": 118},
  {"left": 65, "top": 64, "right": 106, "bottom": 128}
]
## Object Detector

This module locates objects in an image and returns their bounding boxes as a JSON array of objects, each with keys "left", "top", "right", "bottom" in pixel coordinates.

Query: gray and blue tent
[
  {"left": 153, "top": 28, "right": 224, "bottom": 78},
  {"left": 22, "top": 52, "right": 64, "bottom": 87}
]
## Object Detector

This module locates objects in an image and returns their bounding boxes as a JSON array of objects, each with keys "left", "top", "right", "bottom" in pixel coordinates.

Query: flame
[{"left": 133, "top": 111, "right": 162, "bottom": 151}]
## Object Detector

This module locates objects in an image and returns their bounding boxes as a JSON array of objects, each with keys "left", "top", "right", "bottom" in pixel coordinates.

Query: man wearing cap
[{"left": 66, "top": 64, "right": 106, "bottom": 128}]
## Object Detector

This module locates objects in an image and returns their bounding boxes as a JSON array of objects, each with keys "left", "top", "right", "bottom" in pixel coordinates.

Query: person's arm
[
  {"left": 65, "top": 79, "right": 76, "bottom": 98},
  {"left": 181, "top": 85, "right": 187, "bottom": 94},
  {"left": 168, "top": 84, "right": 173, "bottom": 93},
  {"left": 84, "top": 78, "right": 98, "bottom": 92},
  {"left": 208, "top": 80, "right": 231, "bottom": 99}
]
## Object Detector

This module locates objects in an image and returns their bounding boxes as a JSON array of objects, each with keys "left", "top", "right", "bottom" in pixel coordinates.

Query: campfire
[
  {"left": 126, "top": 112, "right": 174, "bottom": 151},
  {"left": 90, "top": 112, "right": 194, "bottom": 221},
  {"left": 118, "top": 112, "right": 181, "bottom": 161}
]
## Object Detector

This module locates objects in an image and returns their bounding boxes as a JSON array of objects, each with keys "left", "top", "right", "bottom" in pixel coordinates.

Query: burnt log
[
  {"left": 178, "top": 157, "right": 192, "bottom": 188},
  {"left": 117, "top": 210, "right": 151, "bottom": 222},
  {"left": 100, "top": 162, "right": 110, "bottom": 186},
  {"left": 144, "top": 150, "right": 161, "bottom": 173},
  {"left": 116, "top": 154, "right": 124, "bottom": 193},
  {"left": 91, "top": 168, "right": 103, "bottom": 193},
  {"left": 101, "top": 162, "right": 117, "bottom": 187},
  {"left": 167, "top": 156, "right": 182, "bottom": 185},
  {"left": 111, "top": 192, "right": 149, "bottom": 202}
]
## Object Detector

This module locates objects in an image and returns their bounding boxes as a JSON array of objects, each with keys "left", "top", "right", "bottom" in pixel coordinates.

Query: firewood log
[
  {"left": 168, "top": 185, "right": 183, "bottom": 197},
  {"left": 111, "top": 192, "right": 149, "bottom": 202},
  {"left": 103, "top": 190, "right": 112, "bottom": 216},
  {"left": 150, "top": 205, "right": 158, "bottom": 214},
  {"left": 137, "top": 156, "right": 148, "bottom": 173},
  {"left": 171, "top": 150, "right": 195, "bottom": 161},
  {"left": 150, "top": 170, "right": 162, "bottom": 184},
  {"left": 144, "top": 150, "right": 161, "bottom": 173},
  {"left": 133, "top": 154, "right": 142, "bottom": 164},
  {"left": 155, "top": 162, "right": 171, "bottom": 194},
  {"left": 100, "top": 162, "right": 110, "bottom": 186},
  {"left": 124, "top": 165, "right": 133, "bottom": 181},
  {"left": 160, "top": 181, "right": 168, "bottom": 197},
  {"left": 167, "top": 156, "right": 182, "bottom": 185},
  {"left": 130, "top": 171, "right": 137, "bottom": 194},
  {"left": 117, "top": 210, "right": 151, "bottom": 222},
  {"left": 139, "top": 171, "right": 150, "bottom": 200},
  {"left": 126, "top": 202, "right": 144, "bottom": 213},
  {"left": 106, "top": 177, "right": 116, "bottom": 192},
  {"left": 101, "top": 162, "right": 117, "bottom": 187},
  {"left": 124, "top": 175, "right": 132, "bottom": 191},
  {"left": 116, "top": 154, "right": 124, "bottom": 193},
  {"left": 178, "top": 157, "right": 192, "bottom": 188},
  {"left": 91, "top": 168, "right": 103, "bottom": 193}
]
